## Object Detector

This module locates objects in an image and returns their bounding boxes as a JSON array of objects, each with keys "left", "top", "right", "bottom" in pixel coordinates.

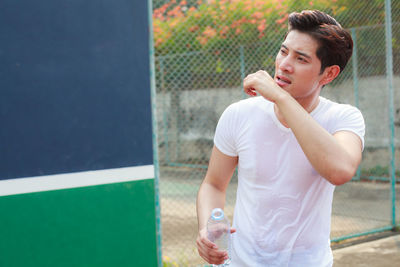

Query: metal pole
[
  {"left": 384, "top": 0, "right": 396, "bottom": 228},
  {"left": 147, "top": 0, "right": 163, "bottom": 265},
  {"left": 351, "top": 28, "right": 360, "bottom": 109},
  {"left": 159, "top": 57, "right": 171, "bottom": 165},
  {"left": 240, "top": 45, "right": 246, "bottom": 98},
  {"left": 351, "top": 28, "right": 361, "bottom": 181}
]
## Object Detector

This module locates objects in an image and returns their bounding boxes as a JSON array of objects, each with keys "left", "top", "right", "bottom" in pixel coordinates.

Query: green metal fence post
[
  {"left": 351, "top": 28, "right": 360, "bottom": 110},
  {"left": 384, "top": 0, "right": 396, "bottom": 228},
  {"left": 351, "top": 27, "right": 361, "bottom": 181},
  {"left": 240, "top": 45, "right": 246, "bottom": 99},
  {"left": 159, "top": 56, "right": 171, "bottom": 165},
  {"left": 147, "top": 0, "right": 163, "bottom": 265}
]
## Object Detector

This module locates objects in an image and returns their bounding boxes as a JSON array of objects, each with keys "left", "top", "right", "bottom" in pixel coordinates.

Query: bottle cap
[{"left": 211, "top": 208, "right": 224, "bottom": 221}]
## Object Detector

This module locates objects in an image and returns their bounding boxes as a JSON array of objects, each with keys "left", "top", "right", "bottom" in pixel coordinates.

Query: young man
[{"left": 196, "top": 10, "right": 365, "bottom": 267}]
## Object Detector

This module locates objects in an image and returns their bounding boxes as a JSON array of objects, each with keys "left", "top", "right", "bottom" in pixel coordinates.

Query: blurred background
[{"left": 151, "top": 0, "right": 400, "bottom": 266}]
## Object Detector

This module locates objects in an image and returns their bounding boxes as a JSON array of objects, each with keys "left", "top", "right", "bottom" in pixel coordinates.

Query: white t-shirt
[{"left": 214, "top": 96, "right": 365, "bottom": 267}]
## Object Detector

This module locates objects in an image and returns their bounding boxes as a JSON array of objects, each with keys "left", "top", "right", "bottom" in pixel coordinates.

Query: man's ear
[{"left": 320, "top": 65, "right": 340, "bottom": 86}]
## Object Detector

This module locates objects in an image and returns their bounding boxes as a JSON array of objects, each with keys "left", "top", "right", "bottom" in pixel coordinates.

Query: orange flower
[
  {"left": 203, "top": 26, "right": 217, "bottom": 38},
  {"left": 252, "top": 12, "right": 264, "bottom": 20},
  {"left": 188, "top": 25, "right": 200, "bottom": 32},
  {"left": 278, "top": 10, "right": 286, "bottom": 16},
  {"left": 257, "top": 22, "right": 266, "bottom": 33},
  {"left": 255, "top": 0, "right": 265, "bottom": 9},
  {"left": 153, "top": 3, "right": 168, "bottom": 18},
  {"left": 153, "top": 13, "right": 163, "bottom": 20},
  {"left": 276, "top": 14, "right": 288, "bottom": 25},
  {"left": 155, "top": 38, "right": 163, "bottom": 47},
  {"left": 243, "top": 0, "right": 252, "bottom": 11},
  {"left": 169, "top": 19, "right": 179, "bottom": 28},
  {"left": 167, "top": 5, "right": 183, "bottom": 17},
  {"left": 153, "top": 25, "right": 162, "bottom": 34},
  {"left": 231, "top": 20, "right": 241, "bottom": 29},
  {"left": 219, "top": 25, "right": 229, "bottom": 37},
  {"left": 197, "top": 36, "right": 208, "bottom": 45},
  {"left": 244, "top": 5, "right": 252, "bottom": 11},
  {"left": 229, "top": 2, "right": 239, "bottom": 11}
]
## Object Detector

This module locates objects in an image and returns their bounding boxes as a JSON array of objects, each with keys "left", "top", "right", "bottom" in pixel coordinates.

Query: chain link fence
[{"left": 152, "top": 0, "right": 400, "bottom": 265}]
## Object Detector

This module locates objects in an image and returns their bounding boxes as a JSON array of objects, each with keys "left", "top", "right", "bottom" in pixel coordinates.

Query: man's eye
[
  {"left": 298, "top": 57, "right": 306, "bottom": 62},
  {"left": 280, "top": 49, "right": 287, "bottom": 55}
]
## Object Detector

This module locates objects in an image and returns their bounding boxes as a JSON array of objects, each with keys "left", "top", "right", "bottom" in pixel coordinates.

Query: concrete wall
[{"left": 156, "top": 75, "right": 400, "bottom": 170}]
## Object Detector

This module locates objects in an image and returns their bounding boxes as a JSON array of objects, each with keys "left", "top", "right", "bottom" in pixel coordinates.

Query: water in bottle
[{"left": 207, "top": 208, "right": 231, "bottom": 266}]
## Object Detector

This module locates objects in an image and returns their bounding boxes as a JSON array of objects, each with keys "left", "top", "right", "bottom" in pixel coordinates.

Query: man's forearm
[
  {"left": 197, "top": 146, "right": 237, "bottom": 230},
  {"left": 196, "top": 180, "right": 227, "bottom": 231}
]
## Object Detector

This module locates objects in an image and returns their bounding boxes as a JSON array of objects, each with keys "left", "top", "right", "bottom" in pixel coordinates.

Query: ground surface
[
  {"left": 333, "top": 234, "right": 400, "bottom": 267},
  {"left": 159, "top": 166, "right": 400, "bottom": 266}
]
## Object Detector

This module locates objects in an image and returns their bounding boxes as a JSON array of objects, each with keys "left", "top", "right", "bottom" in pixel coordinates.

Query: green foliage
[
  {"left": 363, "top": 165, "right": 390, "bottom": 177},
  {"left": 153, "top": 0, "right": 289, "bottom": 56},
  {"left": 162, "top": 256, "right": 179, "bottom": 267},
  {"left": 361, "top": 165, "right": 400, "bottom": 178},
  {"left": 153, "top": 0, "right": 397, "bottom": 56},
  {"left": 153, "top": 0, "right": 400, "bottom": 91}
]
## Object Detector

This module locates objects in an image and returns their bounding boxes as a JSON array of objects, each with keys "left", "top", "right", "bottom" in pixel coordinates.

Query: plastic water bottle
[{"left": 207, "top": 208, "right": 231, "bottom": 266}]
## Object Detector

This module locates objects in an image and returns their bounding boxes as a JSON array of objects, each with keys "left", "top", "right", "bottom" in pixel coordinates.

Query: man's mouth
[{"left": 276, "top": 75, "right": 292, "bottom": 87}]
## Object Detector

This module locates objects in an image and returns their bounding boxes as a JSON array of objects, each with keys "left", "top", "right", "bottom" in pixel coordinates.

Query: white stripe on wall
[{"left": 0, "top": 165, "right": 154, "bottom": 197}]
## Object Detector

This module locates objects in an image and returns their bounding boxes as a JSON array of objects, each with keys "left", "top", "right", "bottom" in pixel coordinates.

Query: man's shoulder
[
  {"left": 219, "top": 96, "right": 270, "bottom": 124},
  {"left": 319, "top": 97, "right": 361, "bottom": 114},
  {"left": 317, "top": 97, "right": 364, "bottom": 127}
]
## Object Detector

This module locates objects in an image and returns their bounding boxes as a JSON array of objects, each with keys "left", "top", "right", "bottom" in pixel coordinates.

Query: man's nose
[{"left": 278, "top": 57, "right": 294, "bottom": 73}]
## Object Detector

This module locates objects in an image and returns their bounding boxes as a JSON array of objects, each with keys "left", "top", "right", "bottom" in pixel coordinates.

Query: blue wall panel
[{"left": 0, "top": 0, "right": 153, "bottom": 179}]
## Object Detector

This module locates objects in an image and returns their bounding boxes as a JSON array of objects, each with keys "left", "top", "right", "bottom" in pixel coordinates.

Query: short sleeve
[
  {"left": 213, "top": 103, "right": 238, "bottom": 157},
  {"left": 332, "top": 105, "right": 365, "bottom": 150}
]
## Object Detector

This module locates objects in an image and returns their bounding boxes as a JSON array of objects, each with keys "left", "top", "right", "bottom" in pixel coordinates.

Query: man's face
[{"left": 274, "top": 30, "right": 325, "bottom": 101}]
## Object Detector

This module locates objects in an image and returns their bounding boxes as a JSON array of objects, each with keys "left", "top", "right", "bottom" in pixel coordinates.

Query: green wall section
[{"left": 0, "top": 179, "right": 157, "bottom": 267}]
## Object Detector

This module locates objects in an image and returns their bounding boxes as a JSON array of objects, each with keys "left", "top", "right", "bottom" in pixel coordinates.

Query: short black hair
[{"left": 287, "top": 10, "right": 353, "bottom": 74}]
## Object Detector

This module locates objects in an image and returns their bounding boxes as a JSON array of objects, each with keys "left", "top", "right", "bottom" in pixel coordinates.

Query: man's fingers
[
  {"left": 197, "top": 245, "right": 227, "bottom": 264},
  {"left": 244, "top": 87, "right": 257, "bottom": 96},
  {"left": 198, "top": 237, "right": 226, "bottom": 257},
  {"left": 243, "top": 74, "right": 259, "bottom": 97},
  {"left": 196, "top": 235, "right": 229, "bottom": 264},
  {"left": 199, "top": 247, "right": 228, "bottom": 264},
  {"left": 196, "top": 228, "right": 230, "bottom": 264},
  {"left": 198, "top": 234, "right": 216, "bottom": 249},
  {"left": 199, "top": 245, "right": 227, "bottom": 258}
]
